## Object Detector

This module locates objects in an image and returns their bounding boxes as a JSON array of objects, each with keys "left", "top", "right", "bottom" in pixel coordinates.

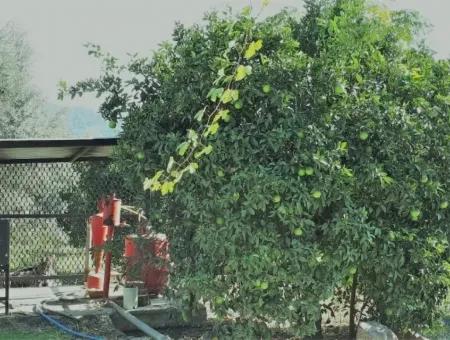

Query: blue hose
[{"left": 36, "top": 306, "right": 104, "bottom": 340}]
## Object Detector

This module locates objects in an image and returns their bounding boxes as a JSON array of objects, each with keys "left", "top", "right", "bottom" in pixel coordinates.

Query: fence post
[
  {"left": 84, "top": 219, "right": 91, "bottom": 282},
  {"left": 0, "top": 219, "right": 10, "bottom": 315}
]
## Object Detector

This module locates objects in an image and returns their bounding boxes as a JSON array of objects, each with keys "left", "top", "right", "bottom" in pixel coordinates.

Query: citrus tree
[{"left": 62, "top": 0, "right": 450, "bottom": 337}]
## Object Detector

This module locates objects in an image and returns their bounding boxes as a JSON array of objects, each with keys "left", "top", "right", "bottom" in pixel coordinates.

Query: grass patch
[
  {"left": 0, "top": 330, "right": 70, "bottom": 340},
  {"left": 9, "top": 219, "right": 83, "bottom": 273}
]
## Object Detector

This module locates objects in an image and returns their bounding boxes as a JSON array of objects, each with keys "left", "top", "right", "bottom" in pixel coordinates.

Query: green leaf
[
  {"left": 194, "top": 108, "right": 206, "bottom": 122},
  {"left": 337, "top": 141, "right": 348, "bottom": 153},
  {"left": 161, "top": 181, "right": 175, "bottom": 195},
  {"left": 221, "top": 89, "right": 239, "bottom": 103},
  {"left": 213, "top": 109, "right": 230, "bottom": 123},
  {"left": 254, "top": 39, "right": 263, "bottom": 51},
  {"left": 187, "top": 129, "right": 199, "bottom": 146},
  {"left": 171, "top": 170, "right": 183, "bottom": 183},
  {"left": 194, "top": 144, "right": 213, "bottom": 159},
  {"left": 235, "top": 65, "right": 251, "bottom": 81},
  {"left": 244, "top": 40, "right": 263, "bottom": 60},
  {"left": 235, "top": 65, "right": 247, "bottom": 81},
  {"left": 166, "top": 156, "right": 175, "bottom": 172},
  {"left": 378, "top": 170, "right": 394, "bottom": 188},
  {"left": 152, "top": 170, "right": 164, "bottom": 182},
  {"left": 144, "top": 170, "right": 164, "bottom": 191},
  {"left": 188, "top": 162, "right": 199, "bottom": 174},
  {"left": 221, "top": 110, "right": 230, "bottom": 122},
  {"left": 241, "top": 6, "right": 251, "bottom": 16},
  {"left": 208, "top": 123, "right": 219, "bottom": 135},
  {"left": 245, "top": 45, "right": 256, "bottom": 60},
  {"left": 177, "top": 142, "right": 190, "bottom": 156},
  {"left": 335, "top": 81, "right": 347, "bottom": 95},
  {"left": 203, "top": 144, "right": 212, "bottom": 155},
  {"left": 341, "top": 166, "right": 354, "bottom": 177},
  {"left": 207, "top": 87, "right": 224, "bottom": 102}
]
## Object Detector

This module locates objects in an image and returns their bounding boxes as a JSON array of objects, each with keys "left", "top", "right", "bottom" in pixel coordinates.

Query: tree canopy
[
  {"left": 0, "top": 23, "right": 68, "bottom": 138},
  {"left": 63, "top": 0, "right": 450, "bottom": 337}
]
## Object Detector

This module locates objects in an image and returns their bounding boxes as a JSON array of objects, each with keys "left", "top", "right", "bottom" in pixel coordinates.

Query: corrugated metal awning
[{"left": 0, "top": 138, "right": 118, "bottom": 164}]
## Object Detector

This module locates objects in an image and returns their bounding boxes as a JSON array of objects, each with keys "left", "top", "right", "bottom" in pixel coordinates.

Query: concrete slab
[
  {"left": 110, "top": 297, "right": 207, "bottom": 332},
  {"left": 0, "top": 285, "right": 122, "bottom": 314},
  {"left": 0, "top": 285, "right": 208, "bottom": 335}
]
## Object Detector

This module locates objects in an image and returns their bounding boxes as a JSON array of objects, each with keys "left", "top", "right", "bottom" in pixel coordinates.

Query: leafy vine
[{"left": 143, "top": 30, "right": 264, "bottom": 195}]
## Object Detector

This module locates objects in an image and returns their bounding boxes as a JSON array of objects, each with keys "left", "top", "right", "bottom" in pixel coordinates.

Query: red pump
[
  {"left": 86, "top": 194, "right": 121, "bottom": 298},
  {"left": 123, "top": 233, "right": 169, "bottom": 295}
]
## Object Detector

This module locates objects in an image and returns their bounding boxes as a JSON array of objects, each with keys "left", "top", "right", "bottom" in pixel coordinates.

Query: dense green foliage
[
  {"left": 0, "top": 23, "right": 68, "bottom": 138},
  {"left": 63, "top": 0, "right": 450, "bottom": 337}
]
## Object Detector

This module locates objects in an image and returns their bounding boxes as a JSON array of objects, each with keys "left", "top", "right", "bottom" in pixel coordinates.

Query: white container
[{"left": 123, "top": 286, "right": 138, "bottom": 310}]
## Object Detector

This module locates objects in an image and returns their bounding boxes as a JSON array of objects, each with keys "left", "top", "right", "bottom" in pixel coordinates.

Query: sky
[{"left": 0, "top": 0, "right": 449, "bottom": 111}]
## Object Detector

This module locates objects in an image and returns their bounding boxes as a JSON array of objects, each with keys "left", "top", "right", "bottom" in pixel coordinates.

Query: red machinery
[
  {"left": 86, "top": 194, "right": 121, "bottom": 298},
  {"left": 86, "top": 194, "right": 169, "bottom": 297},
  {"left": 124, "top": 233, "right": 169, "bottom": 295}
]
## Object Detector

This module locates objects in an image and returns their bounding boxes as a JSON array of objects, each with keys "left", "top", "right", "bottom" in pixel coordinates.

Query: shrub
[{"left": 62, "top": 0, "right": 450, "bottom": 337}]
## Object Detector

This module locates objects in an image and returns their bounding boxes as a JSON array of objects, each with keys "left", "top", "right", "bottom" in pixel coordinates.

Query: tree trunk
[
  {"left": 304, "top": 308, "right": 322, "bottom": 339},
  {"left": 315, "top": 313, "right": 323, "bottom": 338},
  {"left": 349, "top": 271, "right": 358, "bottom": 339}
]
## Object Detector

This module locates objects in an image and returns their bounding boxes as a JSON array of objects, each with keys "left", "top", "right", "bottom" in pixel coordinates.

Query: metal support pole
[
  {"left": 4, "top": 263, "right": 9, "bottom": 315},
  {"left": 0, "top": 220, "right": 10, "bottom": 315},
  {"left": 85, "top": 219, "right": 91, "bottom": 282}
]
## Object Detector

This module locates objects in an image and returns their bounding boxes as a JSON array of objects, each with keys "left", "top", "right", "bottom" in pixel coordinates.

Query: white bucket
[{"left": 123, "top": 286, "right": 138, "bottom": 310}]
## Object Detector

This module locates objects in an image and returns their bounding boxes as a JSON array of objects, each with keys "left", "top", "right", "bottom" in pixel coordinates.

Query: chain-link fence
[{"left": 0, "top": 161, "right": 130, "bottom": 287}]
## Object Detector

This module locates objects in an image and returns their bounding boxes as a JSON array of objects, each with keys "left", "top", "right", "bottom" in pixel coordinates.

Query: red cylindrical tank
[
  {"left": 90, "top": 213, "right": 108, "bottom": 273},
  {"left": 141, "top": 265, "right": 169, "bottom": 295},
  {"left": 87, "top": 271, "right": 103, "bottom": 290},
  {"left": 90, "top": 214, "right": 107, "bottom": 246},
  {"left": 123, "top": 234, "right": 169, "bottom": 295},
  {"left": 124, "top": 235, "right": 138, "bottom": 257}
]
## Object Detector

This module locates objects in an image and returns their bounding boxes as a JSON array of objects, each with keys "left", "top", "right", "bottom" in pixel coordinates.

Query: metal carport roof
[{"left": 0, "top": 138, "right": 118, "bottom": 164}]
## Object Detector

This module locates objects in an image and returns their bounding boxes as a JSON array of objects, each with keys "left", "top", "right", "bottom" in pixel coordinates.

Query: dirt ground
[
  {"left": 0, "top": 314, "right": 435, "bottom": 340},
  {"left": 0, "top": 314, "right": 353, "bottom": 340},
  {"left": 0, "top": 314, "right": 127, "bottom": 340}
]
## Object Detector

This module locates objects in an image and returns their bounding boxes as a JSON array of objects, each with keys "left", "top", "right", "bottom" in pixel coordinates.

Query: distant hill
[
  {"left": 66, "top": 106, "right": 119, "bottom": 138},
  {"left": 41, "top": 103, "right": 120, "bottom": 138}
]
